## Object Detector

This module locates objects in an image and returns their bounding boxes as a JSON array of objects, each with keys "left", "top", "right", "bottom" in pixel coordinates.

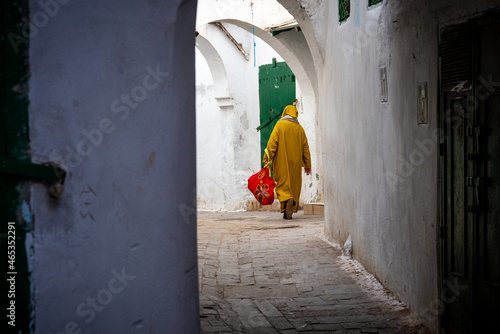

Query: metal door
[
  {"left": 440, "top": 14, "right": 500, "bottom": 333},
  {"left": 257, "top": 58, "right": 296, "bottom": 166}
]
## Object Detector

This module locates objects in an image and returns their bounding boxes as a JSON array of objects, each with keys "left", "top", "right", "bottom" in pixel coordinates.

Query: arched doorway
[{"left": 195, "top": 6, "right": 323, "bottom": 211}]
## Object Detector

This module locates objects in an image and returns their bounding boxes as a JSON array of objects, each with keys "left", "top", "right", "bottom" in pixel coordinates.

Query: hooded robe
[{"left": 263, "top": 105, "right": 311, "bottom": 213}]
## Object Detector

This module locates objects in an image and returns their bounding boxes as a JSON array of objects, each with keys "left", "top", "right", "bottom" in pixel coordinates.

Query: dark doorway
[{"left": 440, "top": 12, "right": 500, "bottom": 333}]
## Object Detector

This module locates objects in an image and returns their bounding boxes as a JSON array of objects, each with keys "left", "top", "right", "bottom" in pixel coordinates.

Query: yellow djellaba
[{"left": 263, "top": 104, "right": 311, "bottom": 219}]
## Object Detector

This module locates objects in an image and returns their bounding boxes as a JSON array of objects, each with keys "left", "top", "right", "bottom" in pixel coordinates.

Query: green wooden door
[
  {"left": 258, "top": 58, "right": 296, "bottom": 166},
  {"left": 440, "top": 16, "right": 500, "bottom": 333}
]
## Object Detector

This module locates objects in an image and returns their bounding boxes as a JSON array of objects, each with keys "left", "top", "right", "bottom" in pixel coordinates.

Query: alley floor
[{"left": 197, "top": 211, "right": 430, "bottom": 334}]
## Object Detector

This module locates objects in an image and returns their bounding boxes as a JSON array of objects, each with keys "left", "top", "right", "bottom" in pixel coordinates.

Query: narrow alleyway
[{"left": 198, "top": 211, "right": 430, "bottom": 334}]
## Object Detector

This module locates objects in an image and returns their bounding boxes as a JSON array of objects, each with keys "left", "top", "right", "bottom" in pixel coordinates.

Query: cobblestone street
[{"left": 198, "top": 211, "right": 430, "bottom": 334}]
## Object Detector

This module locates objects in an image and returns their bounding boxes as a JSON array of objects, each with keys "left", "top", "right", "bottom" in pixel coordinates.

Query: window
[
  {"left": 339, "top": 0, "right": 350, "bottom": 23},
  {"left": 368, "top": 0, "right": 383, "bottom": 6}
]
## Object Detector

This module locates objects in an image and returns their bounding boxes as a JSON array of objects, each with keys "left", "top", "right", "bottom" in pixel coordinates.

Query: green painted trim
[
  {"left": 270, "top": 25, "right": 301, "bottom": 36},
  {"left": 368, "top": 0, "right": 383, "bottom": 7},
  {"left": 1, "top": 1, "right": 33, "bottom": 333},
  {"left": 0, "top": 159, "right": 65, "bottom": 181},
  {"left": 339, "top": 0, "right": 350, "bottom": 23}
]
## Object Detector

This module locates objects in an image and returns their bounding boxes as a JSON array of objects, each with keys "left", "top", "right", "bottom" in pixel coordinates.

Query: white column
[{"left": 29, "top": 0, "right": 200, "bottom": 332}]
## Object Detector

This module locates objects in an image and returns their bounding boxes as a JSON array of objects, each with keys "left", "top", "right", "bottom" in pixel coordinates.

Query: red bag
[{"left": 248, "top": 164, "right": 275, "bottom": 205}]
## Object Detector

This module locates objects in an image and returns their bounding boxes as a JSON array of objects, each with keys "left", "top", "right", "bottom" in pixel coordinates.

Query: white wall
[
  {"left": 196, "top": 48, "right": 227, "bottom": 210},
  {"left": 28, "top": 0, "right": 200, "bottom": 332},
  {"left": 283, "top": 0, "right": 499, "bottom": 331},
  {"left": 195, "top": 0, "right": 500, "bottom": 330}
]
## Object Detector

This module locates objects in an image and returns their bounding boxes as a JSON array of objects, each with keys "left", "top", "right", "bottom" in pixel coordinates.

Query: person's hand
[{"left": 305, "top": 168, "right": 312, "bottom": 175}]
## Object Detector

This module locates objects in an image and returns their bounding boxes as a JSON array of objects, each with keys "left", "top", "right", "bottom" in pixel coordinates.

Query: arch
[
  {"left": 275, "top": 0, "right": 325, "bottom": 69},
  {"left": 195, "top": 33, "right": 233, "bottom": 109},
  {"left": 195, "top": 17, "right": 323, "bottom": 210},
  {"left": 219, "top": 18, "right": 318, "bottom": 103},
  {"left": 195, "top": 0, "right": 324, "bottom": 101}
]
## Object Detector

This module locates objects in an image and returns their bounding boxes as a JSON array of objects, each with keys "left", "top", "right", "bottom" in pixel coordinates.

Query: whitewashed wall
[{"left": 275, "top": 0, "right": 499, "bottom": 332}]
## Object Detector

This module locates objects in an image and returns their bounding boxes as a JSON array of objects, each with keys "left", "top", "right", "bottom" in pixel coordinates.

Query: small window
[
  {"left": 339, "top": 0, "right": 350, "bottom": 23},
  {"left": 368, "top": 0, "right": 383, "bottom": 7}
]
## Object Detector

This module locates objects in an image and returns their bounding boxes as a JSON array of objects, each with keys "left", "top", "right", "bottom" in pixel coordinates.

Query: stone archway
[{"left": 195, "top": 11, "right": 324, "bottom": 210}]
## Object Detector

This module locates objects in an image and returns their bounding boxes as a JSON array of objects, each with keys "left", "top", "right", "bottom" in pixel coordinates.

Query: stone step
[{"left": 304, "top": 202, "right": 324, "bottom": 215}]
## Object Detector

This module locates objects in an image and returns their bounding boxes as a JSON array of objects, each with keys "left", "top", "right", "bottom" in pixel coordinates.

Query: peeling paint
[
  {"left": 22, "top": 200, "right": 32, "bottom": 224},
  {"left": 131, "top": 319, "right": 144, "bottom": 330}
]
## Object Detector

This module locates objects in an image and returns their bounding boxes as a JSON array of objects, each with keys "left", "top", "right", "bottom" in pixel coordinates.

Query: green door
[
  {"left": 258, "top": 58, "right": 296, "bottom": 166},
  {"left": 440, "top": 16, "right": 500, "bottom": 333}
]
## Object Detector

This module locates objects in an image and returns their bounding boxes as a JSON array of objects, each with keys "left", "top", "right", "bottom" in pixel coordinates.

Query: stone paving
[{"left": 198, "top": 211, "right": 430, "bottom": 334}]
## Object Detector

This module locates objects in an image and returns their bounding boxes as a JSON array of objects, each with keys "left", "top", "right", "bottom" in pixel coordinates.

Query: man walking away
[{"left": 263, "top": 101, "right": 311, "bottom": 219}]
